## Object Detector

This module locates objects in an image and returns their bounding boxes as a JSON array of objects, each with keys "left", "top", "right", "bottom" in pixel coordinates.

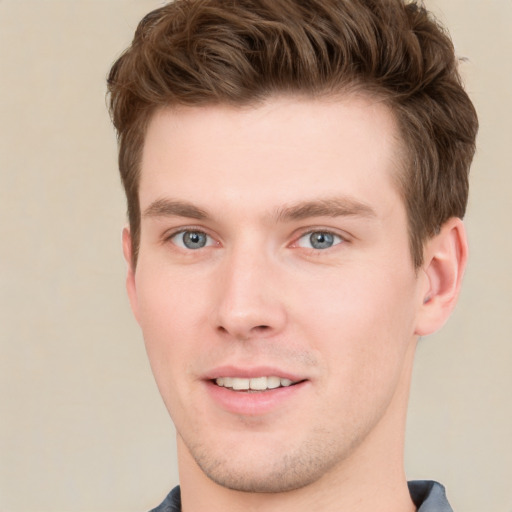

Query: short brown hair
[{"left": 107, "top": 0, "right": 478, "bottom": 267}]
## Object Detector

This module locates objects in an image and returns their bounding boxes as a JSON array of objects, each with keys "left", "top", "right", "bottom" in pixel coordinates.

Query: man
[{"left": 107, "top": 0, "right": 478, "bottom": 510}]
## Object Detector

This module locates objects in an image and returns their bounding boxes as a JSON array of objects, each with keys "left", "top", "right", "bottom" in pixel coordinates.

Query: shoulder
[
  {"left": 148, "top": 486, "right": 181, "bottom": 512},
  {"left": 408, "top": 480, "right": 454, "bottom": 512}
]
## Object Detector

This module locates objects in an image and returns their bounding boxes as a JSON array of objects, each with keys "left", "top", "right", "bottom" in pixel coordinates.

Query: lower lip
[{"left": 205, "top": 380, "right": 309, "bottom": 416}]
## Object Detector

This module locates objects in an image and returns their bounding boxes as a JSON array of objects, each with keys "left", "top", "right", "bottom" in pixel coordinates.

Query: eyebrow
[
  {"left": 143, "top": 199, "right": 208, "bottom": 220},
  {"left": 142, "top": 196, "right": 377, "bottom": 223},
  {"left": 274, "top": 197, "right": 377, "bottom": 222}
]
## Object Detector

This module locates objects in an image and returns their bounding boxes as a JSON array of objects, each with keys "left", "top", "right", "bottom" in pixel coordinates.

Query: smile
[
  {"left": 214, "top": 376, "right": 299, "bottom": 391},
  {"left": 206, "top": 373, "right": 309, "bottom": 415}
]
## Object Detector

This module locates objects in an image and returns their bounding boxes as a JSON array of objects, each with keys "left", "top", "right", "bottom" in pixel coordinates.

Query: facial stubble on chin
[{"left": 178, "top": 425, "right": 365, "bottom": 494}]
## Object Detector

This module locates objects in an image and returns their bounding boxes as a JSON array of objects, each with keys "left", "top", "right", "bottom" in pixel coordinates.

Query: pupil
[
  {"left": 310, "top": 232, "right": 333, "bottom": 249},
  {"left": 183, "top": 231, "right": 206, "bottom": 249}
]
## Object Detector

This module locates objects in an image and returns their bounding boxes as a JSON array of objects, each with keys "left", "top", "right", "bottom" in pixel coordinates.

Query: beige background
[{"left": 0, "top": 0, "right": 510, "bottom": 511}]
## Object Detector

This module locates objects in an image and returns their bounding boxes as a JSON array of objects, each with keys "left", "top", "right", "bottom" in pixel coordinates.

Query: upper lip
[{"left": 203, "top": 365, "right": 306, "bottom": 382}]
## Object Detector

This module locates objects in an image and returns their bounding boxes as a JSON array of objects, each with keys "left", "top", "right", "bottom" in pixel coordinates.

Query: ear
[
  {"left": 122, "top": 227, "right": 140, "bottom": 324},
  {"left": 414, "top": 217, "right": 468, "bottom": 337}
]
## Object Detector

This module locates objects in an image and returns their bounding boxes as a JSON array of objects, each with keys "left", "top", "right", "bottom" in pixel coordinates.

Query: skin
[{"left": 124, "top": 95, "right": 467, "bottom": 512}]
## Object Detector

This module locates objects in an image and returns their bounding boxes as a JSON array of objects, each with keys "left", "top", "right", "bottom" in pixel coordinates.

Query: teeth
[
  {"left": 267, "top": 376, "right": 280, "bottom": 389},
  {"left": 249, "top": 376, "right": 267, "bottom": 390},
  {"left": 232, "top": 378, "right": 250, "bottom": 390},
  {"left": 214, "top": 376, "right": 297, "bottom": 391}
]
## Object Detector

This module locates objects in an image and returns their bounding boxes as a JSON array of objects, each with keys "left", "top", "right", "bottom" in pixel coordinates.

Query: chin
[{"left": 186, "top": 435, "right": 343, "bottom": 494}]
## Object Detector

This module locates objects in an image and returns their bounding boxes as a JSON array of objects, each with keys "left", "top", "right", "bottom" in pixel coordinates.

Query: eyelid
[
  {"left": 291, "top": 228, "right": 348, "bottom": 249},
  {"left": 164, "top": 226, "right": 219, "bottom": 249}
]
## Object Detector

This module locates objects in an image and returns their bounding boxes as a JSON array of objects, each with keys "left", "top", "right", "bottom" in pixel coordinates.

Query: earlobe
[
  {"left": 414, "top": 217, "right": 468, "bottom": 337},
  {"left": 122, "top": 227, "right": 140, "bottom": 324}
]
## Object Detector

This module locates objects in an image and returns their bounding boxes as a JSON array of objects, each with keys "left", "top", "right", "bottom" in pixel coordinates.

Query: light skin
[{"left": 123, "top": 95, "right": 467, "bottom": 512}]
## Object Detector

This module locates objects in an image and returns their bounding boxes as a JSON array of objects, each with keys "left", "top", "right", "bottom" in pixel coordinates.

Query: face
[{"left": 126, "top": 96, "right": 426, "bottom": 493}]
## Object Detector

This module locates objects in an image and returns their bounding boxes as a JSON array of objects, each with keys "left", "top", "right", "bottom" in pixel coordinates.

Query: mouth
[
  {"left": 205, "top": 370, "right": 309, "bottom": 415},
  {"left": 213, "top": 376, "right": 303, "bottom": 392}
]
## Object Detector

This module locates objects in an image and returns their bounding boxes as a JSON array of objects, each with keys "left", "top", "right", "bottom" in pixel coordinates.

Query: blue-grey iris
[
  {"left": 182, "top": 231, "right": 207, "bottom": 249},
  {"left": 310, "top": 232, "right": 334, "bottom": 249}
]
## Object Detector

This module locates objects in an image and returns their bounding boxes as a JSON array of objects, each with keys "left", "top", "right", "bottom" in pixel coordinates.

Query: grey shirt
[{"left": 149, "top": 480, "right": 453, "bottom": 511}]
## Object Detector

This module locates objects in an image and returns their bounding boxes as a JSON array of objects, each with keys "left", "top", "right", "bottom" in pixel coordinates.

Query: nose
[{"left": 211, "top": 246, "right": 287, "bottom": 341}]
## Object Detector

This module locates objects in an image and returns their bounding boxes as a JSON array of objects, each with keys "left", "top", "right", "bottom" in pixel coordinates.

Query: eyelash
[
  {"left": 292, "top": 229, "right": 345, "bottom": 250},
  {"left": 165, "top": 228, "right": 216, "bottom": 250}
]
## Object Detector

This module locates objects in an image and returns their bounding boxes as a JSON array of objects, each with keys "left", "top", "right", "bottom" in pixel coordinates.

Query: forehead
[{"left": 139, "top": 95, "right": 404, "bottom": 218}]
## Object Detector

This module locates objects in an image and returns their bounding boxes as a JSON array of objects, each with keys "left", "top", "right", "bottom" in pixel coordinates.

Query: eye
[
  {"left": 296, "top": 231, "right": 343, "bottom": 250},
  {"left": 170, "top": 230, "right": 214, "bottom": 250}
]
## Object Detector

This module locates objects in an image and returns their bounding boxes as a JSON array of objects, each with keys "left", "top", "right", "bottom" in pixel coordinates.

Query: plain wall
[{"left": 0, "top": 0, "right": 510, "bottom": 511}]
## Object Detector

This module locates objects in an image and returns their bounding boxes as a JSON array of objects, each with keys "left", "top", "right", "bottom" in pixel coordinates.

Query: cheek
[
  {"left": 293, "top": 262, "right": 418, "bottom": 389},
  {"left": 134, "top": 265, "right": 207, "bottom": 388}
]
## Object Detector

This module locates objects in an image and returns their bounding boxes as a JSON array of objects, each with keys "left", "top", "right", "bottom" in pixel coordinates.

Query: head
[
  {"left": 107, "top": 0, "right": 477, "bottom": 501},
  {"left": 108, "top": 0, "right": 478, "bottom": 269}
]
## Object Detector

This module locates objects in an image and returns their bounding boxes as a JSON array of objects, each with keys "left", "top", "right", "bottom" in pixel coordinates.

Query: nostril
[{"left": 216, "top": 324, "right": 271, "bottom": 340}]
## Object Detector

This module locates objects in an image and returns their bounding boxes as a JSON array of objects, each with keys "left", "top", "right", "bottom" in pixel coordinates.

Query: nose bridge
[{"left": 212, "top": 239, "right": 286, "bottom": 340}]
